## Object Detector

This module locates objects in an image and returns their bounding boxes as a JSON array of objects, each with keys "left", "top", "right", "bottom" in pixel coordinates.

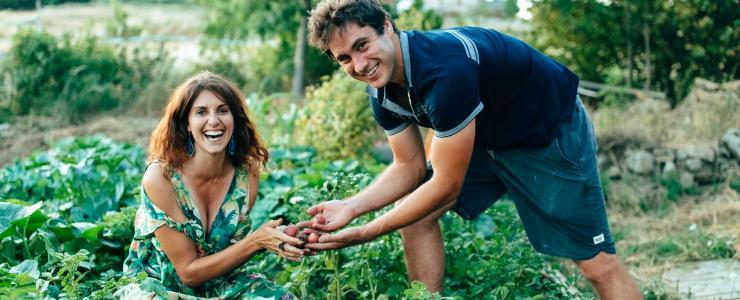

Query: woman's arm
[{"left": 145, "top": 165, "right": 305, "bottom": 287}]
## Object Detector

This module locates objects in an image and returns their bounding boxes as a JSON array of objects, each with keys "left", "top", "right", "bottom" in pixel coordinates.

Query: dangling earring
[
  {"left": 228, "top": 137, "right": 236, "bottom": 155},
  {"left": 187, "top": 133, "right": 194, "bottom": 156}
]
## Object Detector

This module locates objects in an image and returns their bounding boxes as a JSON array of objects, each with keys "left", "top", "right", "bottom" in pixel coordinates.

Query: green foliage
[
  {"left": 0, "top": 136, "right": 144, "bottom": 298},
  {"left": 294, "top": 71, "right": 382, "bottom": 160},
  {"left": 600, "top": 65, "right": 633, "bottom": 108},
  {"left": 530, "top": 0, "right": 739, "bottom": 105},
  {"left": 0, "top": 135, "right": 144, "bottom": 221},
  {"left": 246, "top": 148, "right": 587, "bottom": 298},
  {"left": 0, "top": 29, "right": 169, "bottom": 122},
  {"left": 1, "top": 137, "right": 588, "bottom": 297},
  {"left": 193, "top": 48, "right": 250, "bottom": 90},
  {"left": 0, "top": 0, "right": 89, "bottom": 10},
  {"left": 47, "top": 249, "right": 92, "bottom": 299},
  {"left": 624, "top": 224, "right": 735, "bottom": 261},
  {"left": 106, "top": 0, "right": 143, "bottom": 37},
  {"left": 404, "top": 281, "right": 446, "bottom": 299},
  {"left": 503, "top": 0, "right": 519, "bottom": 18},
  {"left": 395, "top": 0, "right": 444, "bottom": 31},
  {"left": 198, "top": 0, "right": 334, "bottom": 94}
]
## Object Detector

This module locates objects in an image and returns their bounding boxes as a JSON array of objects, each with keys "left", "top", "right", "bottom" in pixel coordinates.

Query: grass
[{"left": 605, "top": 187, "right": 739, "bottom": 297}]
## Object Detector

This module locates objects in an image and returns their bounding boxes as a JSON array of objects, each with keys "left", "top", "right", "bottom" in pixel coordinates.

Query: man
[{"left": 301, "top": 0, "right": 642, "bottom": 298}]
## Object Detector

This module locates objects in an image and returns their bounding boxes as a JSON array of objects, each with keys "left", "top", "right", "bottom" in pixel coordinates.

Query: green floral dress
[{"left": 116, "top": 164, "right": 295, "bottom": 300}]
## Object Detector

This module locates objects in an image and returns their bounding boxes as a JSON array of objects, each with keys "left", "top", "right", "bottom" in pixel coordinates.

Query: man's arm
[
  {"left": 313, "top": 119, "right": 475, "bottom": 248},
  {"left": 304, "top": 123, "right": 427, "bottom": 232},
  {"left": 349, "top": 124, "right": 427, "bottom": 215}
]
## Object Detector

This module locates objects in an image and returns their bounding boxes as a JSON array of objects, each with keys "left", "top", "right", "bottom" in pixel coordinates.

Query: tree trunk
[
  {"left": 291, "top": 0, "right": 311, "bottom": 102},
  {"left": 625, "top": 2, "right": 633, "bottom": 87},
  {"left": 642, "top": 0, "right": 652, "bottom": 91}
]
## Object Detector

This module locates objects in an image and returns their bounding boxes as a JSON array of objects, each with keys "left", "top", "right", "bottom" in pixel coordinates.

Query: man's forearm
[
  {"left": 363, "top": 177, "right": 460, "bottom": 239},
  {"left": 348, "top": 160, "right": 426, "bottom": 217}
]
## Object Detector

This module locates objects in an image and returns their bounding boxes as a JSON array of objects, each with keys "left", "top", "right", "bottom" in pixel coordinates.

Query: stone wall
[{"left": 599, "top": 128, "right": 739, "bottom": 190}]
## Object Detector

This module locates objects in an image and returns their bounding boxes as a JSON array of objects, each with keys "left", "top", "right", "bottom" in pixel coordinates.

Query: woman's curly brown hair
[{"left": 148, "top": 71, "right": 269, "bottom": 172}]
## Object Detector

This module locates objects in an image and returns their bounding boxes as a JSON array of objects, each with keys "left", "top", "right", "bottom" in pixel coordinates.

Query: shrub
[
  {"left": 394, "top": 0, "right": 444, "bottom": 31},
  {"left": 0, "top": 29, "right": 168, "bottom": 123},
  {"left": 0, "top": 0, "right": 89, "bottom": 10},
  {"left": 294, "top": 71, "right": 382, "bottom": 160}
]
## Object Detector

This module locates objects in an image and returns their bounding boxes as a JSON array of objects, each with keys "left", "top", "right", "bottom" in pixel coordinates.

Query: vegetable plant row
[{"left": 0, "top": 136, "right": 585, "bottom": 299}]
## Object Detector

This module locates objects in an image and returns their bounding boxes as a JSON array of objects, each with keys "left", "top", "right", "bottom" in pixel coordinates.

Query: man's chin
[
  {"left": 366, "top": 77, "right": 389, "bottom": 89},
  {"left": 348, "top": 74, "right": 387, "bottom": 88}
]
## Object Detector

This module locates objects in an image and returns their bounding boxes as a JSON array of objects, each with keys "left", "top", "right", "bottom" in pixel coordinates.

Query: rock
[
  {"left": 720, "top": 128, "right": 740, "bottom": 159},
  {"left": 692, "top": 78, "right": 721, "bottom": 92},
  {"left": 653, "top": 148, "right": 675, "bottom": 163},
  {"left": 661, "top": 161, "right": 677, "bottom": 180},
  {"left": 676, "top": 148, "right": 689, "bottom": 161},
  {"left": 606, "top": 165, "right": 621, "bottom": 179},
  {"left": 684, "top": 144, "right": 716, "bottom": 163},
  {"left": 719, "top": 144, "right": 732, "bottom": 158},
  {"left": 684, "top": 158, "right": 704, "bottom": 173},
  {"left": 625, "top": 150, "right": 654, "bottom": 175},
  {"left": 597, "top": 153, "right": 610, "bottom": 171},
  {"left": 693, "top": 168, "right": 715, "bottom": 184},
  {"left": 0, "top": 123, "right": 9, "bottom": 139},
  {"left": 679, "top": 172, "right": 695, "bottom": 189},
  {"left": 662, "top": 259, "right": 740, "bottom": 299}
]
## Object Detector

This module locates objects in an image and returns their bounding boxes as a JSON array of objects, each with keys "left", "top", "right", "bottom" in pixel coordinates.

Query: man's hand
[
  {"left": 303, "top": 226, "right": 371, "bottom": 251},
  {"left": 296, "top": 200, "right": 357, "bottom": 232}
]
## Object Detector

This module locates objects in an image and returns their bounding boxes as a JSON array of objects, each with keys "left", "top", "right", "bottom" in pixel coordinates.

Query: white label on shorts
[{"left": 593, "top": 233, "right": 605, "bottom": 244}]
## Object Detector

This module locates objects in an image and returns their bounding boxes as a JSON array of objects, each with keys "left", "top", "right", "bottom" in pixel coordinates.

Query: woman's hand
[{"left": 251, "top": 219, "right": 306, "bottom": 262}]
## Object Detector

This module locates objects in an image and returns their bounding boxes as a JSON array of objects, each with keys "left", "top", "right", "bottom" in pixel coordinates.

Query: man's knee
[{"left": 575, "top": 252, "right": 623, "bottom": 283}]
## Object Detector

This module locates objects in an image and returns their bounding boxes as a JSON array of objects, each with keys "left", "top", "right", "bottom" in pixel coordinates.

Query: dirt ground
[{"left": 0, "top": 115, "right": 158, "bottom": 166}]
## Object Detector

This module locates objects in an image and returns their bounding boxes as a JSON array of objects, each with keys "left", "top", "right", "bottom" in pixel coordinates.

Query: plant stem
[
  {"left": 22, "top": 222, "right": 31, "bottom": 258},
  {"left": 332, "top": 251, "right": 341, "bottom": 300}
]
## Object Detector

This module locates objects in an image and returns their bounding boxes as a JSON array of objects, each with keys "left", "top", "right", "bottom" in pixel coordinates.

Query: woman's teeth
[{"left": 204, "top": 130, "right": 224, "bottom": 140}]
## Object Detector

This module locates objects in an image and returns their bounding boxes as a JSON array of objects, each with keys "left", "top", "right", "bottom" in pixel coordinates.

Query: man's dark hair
[{"left": 308, "top": 0, "right": 398, "bottom": 57}]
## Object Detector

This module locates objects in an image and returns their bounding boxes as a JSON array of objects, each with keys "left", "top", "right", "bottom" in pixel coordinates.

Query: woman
[{"left": 116, "top": 72, "right": 304, "bottom": 299}]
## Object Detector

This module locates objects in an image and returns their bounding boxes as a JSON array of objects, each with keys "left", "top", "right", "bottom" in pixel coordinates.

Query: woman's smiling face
[{"left": 187, "top": 90, "right": 234, "bottom": 155}]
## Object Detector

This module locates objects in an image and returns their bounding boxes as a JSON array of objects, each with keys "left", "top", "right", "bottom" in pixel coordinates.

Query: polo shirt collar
[{"left": 399, "top": 31, "right": 413, "bottom": 88}]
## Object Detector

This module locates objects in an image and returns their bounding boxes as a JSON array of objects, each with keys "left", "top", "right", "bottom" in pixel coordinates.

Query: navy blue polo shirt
[{"left": 367, "top": 27, "right": 579, "bottom": 149}]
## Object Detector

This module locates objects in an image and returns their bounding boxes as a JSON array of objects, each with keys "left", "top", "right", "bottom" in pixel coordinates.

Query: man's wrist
[{"left": 345, "top": 197, "right": 364, "bottom": 219}]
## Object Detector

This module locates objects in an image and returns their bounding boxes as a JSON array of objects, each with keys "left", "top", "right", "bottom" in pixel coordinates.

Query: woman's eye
[{"left": 359, "top": 42, "right": 368, "bottom": 51}]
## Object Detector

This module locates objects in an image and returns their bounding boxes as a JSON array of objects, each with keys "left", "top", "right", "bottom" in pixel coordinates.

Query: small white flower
[
  {"left": 689, "top": 223, "right": 697, "bottom": 231},
  {"left": 707, "top": 240, "right": 713, "bottom": 247},
  {"left": 289, "top": 196, "right": 305, "bottom": 204}
]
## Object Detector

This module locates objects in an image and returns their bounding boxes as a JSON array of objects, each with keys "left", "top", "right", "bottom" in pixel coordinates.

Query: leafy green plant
[
  {"left": 1, "top": 29, "right": 169, "bottom": 122},
  {"left": 294, "top": 71, "right": 382, "bottom": 160},
  {"left": 45, "top": 249, "right": 93, "bottom": 299},
  {"left": 0, "top": 137, "right": 590, "bottom": 297},
  {"left": 106, "top": 0, "right": 144, "bottom": 37},
  {"left": 0, "top": 135, "right": 144, "bottom": 221},
  {"left": 395, "top": 0, "right": 444, "bottom": 31}
]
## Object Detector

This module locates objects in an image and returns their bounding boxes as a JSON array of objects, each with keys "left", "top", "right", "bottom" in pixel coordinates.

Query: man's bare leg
[
  {"left": 398, "top": 200, "right": 456, "bottom": 292},
  {"left": 574, "top": 252, "right": 642, "bottom": 300}
]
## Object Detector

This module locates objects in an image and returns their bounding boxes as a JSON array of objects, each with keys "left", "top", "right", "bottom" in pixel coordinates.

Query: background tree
[
  {"left": 530, "top": 0, "right": 738, "bottom": 106},
  {"left": 198, "top": 0, "right": 335, "bottom": 99}
]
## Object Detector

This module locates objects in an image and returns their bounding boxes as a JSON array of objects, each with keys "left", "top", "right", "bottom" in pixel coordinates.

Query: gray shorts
[{"left": 426, "top": 99, "right": 615, "bottom": 260}]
